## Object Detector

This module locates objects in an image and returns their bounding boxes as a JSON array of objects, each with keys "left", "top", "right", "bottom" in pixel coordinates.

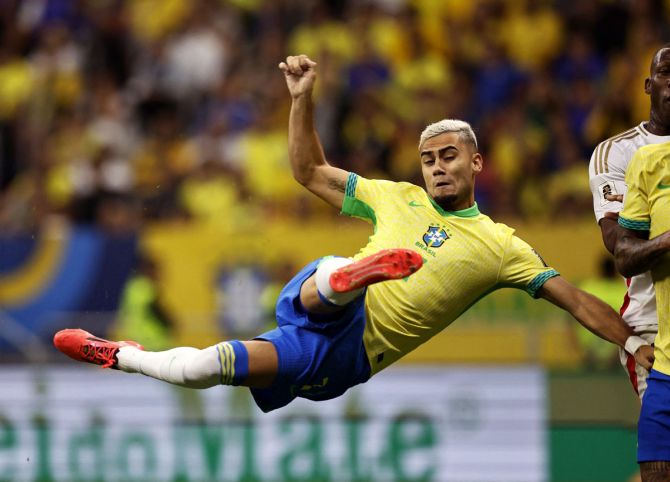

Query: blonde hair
[{"left": 419, "top": 119, "right": 478, "bottom": 150}]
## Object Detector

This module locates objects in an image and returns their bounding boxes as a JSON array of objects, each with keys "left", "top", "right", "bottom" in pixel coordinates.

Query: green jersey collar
[{"left": 428, "top": 196, "right": 480, "bottom": 217}]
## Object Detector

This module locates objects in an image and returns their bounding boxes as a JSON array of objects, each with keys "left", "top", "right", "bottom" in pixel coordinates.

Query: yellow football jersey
[
  {"left": 342, "top": 174, "right": 559, "bottom": 374},
  {"left": 619, "top": 142, "right": 670, "bottom": 376}
]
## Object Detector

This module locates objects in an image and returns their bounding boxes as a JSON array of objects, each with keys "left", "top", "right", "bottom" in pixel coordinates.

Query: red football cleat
[
  {"left": 329, "top": 248, "right": 423, "bottom": 293},
  {"left": 53, "top": 329, "right": 143, "bottom": 369}
]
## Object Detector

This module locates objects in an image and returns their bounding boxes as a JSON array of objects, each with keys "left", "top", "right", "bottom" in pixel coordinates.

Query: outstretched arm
[
  {"left": 537, "top": 276, "right": 654, "bottom": 369},
  {"left": 279, "top": 55, "right": 349, "bottom": 209}
]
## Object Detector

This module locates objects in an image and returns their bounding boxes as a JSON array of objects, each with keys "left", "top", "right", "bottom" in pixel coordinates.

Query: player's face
[
  {"left": 646, "top": 48, "right": 670, "bottom": 127},
  {"left": 419, "top": 132, "right": 483, "bottom": 210}
]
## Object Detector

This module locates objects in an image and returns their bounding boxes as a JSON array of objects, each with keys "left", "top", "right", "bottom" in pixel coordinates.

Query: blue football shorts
[
  {"left": 638, "top": 369, "right": 670, "bottom": 462},
  {"left": 250, "top": 258, "right": 371, "bottom": 412}
]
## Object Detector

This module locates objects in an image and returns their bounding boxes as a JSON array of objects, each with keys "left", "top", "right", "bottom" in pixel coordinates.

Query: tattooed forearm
[
  {"left": 328, "top": 177, "right": 346, "bottom": 193},
  {"left": 614, "top": 231, "right": 670, "bottom": 278}
]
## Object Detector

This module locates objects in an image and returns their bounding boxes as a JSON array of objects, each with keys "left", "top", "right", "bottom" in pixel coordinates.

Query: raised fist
[{"left": 279, "top": 55, "right": 317, "bottom": 99}]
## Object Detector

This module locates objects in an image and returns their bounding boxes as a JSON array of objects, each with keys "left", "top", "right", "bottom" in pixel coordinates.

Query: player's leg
[
  {"left": 300, "top": 248, "right": 423, "bottom": 313},
  {"left": 112, "top": 248, "right": 423, "bottom": 390},
  {"left": 116, "top": 339, "right": 277, "bottom": 388},
  {"left": 620, "top": 329, "right": 657, "bottom": 481},
  {"left": 53, "top": 249, "right": 422, "bottom": 403},
  {"left": 53, "top": 329, "right": 277, "bottom": 388}
]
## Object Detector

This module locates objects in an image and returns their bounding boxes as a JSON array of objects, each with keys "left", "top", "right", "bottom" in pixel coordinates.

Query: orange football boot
[
  {"left": 53, "top": 329, "right": 143, "bottom": 368},
  {"left": 329, "top": 248, "right": 423, "bottom": 293}
]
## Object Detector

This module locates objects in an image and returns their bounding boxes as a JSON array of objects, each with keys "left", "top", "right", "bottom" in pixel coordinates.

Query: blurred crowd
[{"left": 0, "top": 0, "right": 668, "bottom": 234}]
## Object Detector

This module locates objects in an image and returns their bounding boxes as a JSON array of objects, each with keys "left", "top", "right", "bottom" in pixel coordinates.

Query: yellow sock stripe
[
  {"left": 223, "top": 343, "right": 236, "bottom": 384},
  {"left": 217, "top": 344, "right": 227, "bottom": 385}
]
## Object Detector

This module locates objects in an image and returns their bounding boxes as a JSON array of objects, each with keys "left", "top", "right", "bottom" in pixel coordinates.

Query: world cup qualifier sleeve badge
[
  {"left": 598, "top": 180, "right": 618, "bottom": 206},
  {"left": 423, "top": 225, "right": 449, "bottom": 248}
]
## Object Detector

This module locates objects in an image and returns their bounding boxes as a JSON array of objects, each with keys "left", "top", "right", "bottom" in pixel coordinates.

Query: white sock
[
  {"left": 116, "top": 346, "right": 222, "bottom": 389},
  {"left": 314, "top": 256, "right": 364, "bottom": 306}
]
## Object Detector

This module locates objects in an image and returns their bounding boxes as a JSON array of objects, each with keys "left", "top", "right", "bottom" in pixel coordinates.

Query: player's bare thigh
[{"left": 243, "top": 340, "right": 278, "bottom": 387}]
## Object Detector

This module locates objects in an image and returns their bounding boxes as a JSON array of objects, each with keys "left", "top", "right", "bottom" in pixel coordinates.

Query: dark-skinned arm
[
  {"left": 613, "top": 226, "right": 670, "bottom": 278},
  {"left": 598, "top": 215, "right": 623, "bottom": 254}
]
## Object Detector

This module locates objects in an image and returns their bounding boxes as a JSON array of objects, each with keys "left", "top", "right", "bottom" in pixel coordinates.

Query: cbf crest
[{"left": 423, "top": 225, "right": 449, "bottom": 248}]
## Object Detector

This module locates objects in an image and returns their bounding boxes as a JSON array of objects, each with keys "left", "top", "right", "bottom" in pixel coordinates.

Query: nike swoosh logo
[
  {"left": 408, "top": 201, "right": 423, "bottom": 207},
  {"left": 658, "top": 182, "right": 670, "bottom": 189}
]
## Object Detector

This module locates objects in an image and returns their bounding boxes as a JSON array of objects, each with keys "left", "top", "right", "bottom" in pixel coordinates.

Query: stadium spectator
[
  {"left": 1, "top": 0, "right": 669, "bottom": 225},
  {"left": 498, "top": 0, "right": 564, "bottom": 73},
  {"left": 162, "top": 1, "right": 229, "bottom": 98},
  {"left": 113, "top": 255, "right": 174, "bottom": 351}
]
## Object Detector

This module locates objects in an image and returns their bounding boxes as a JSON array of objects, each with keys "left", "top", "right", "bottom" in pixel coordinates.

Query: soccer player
[
  {"left": 588, "top": 44, "right": 670, "bottom": 400},
  {"left": 54, "top": 55, "right": 654, "bottom": 413},
  {"left": 615, "top": 46, "right": 670, "bottom": 482}
]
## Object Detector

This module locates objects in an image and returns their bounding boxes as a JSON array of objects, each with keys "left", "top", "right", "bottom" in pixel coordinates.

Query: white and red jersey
[{"left": 588, "top": 122, "right": 670, "bottom": 329}]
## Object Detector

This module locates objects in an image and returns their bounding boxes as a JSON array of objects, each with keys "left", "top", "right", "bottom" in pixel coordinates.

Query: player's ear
[
  {"left": 472, "top": 152, "right": 483, "bottom": 174},
  {"left": 645, "top": 77, "right": 652, "bottom": 95}
]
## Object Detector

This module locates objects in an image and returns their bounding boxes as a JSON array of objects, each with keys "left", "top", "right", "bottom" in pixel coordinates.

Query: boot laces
[{"left": 81, "top": 342, "right": 117, "bottom": 368}]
